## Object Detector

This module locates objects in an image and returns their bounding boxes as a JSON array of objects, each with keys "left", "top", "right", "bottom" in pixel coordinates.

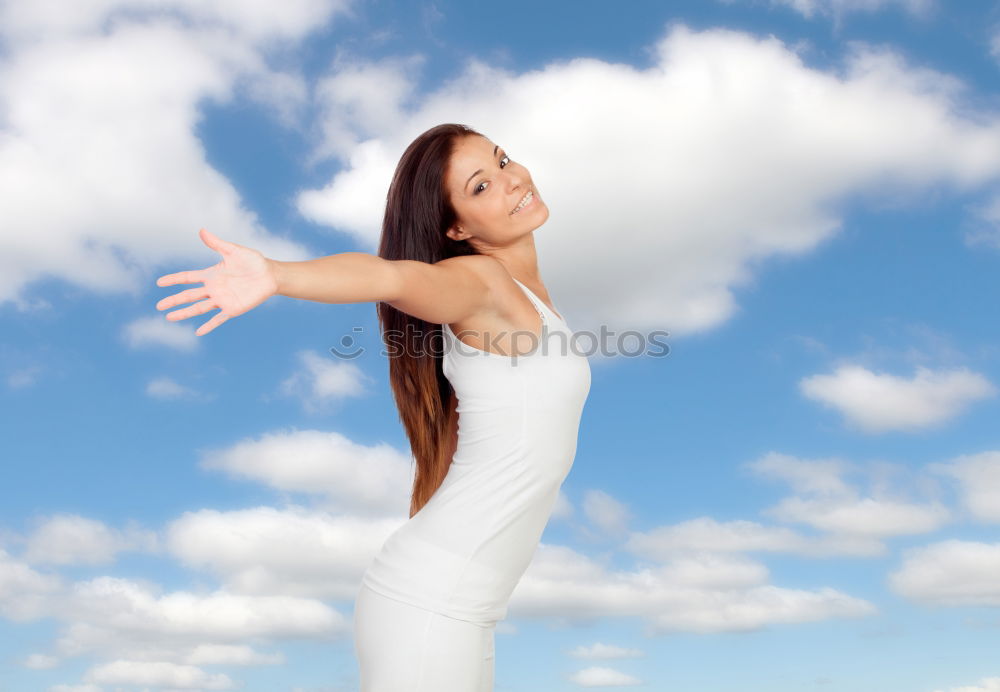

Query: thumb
[{"left": 199, "top": 228, "right": 238, "bottom": 256}]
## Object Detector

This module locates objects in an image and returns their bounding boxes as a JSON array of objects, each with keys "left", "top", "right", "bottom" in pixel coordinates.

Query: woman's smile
[{"left": 510, "top": 190, "right": 535, "bottom": 215}]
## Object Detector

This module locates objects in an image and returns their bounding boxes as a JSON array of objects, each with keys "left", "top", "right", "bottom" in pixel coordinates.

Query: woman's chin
[{"left": 526, "top": 202, "right": 550, "bottom": 227}]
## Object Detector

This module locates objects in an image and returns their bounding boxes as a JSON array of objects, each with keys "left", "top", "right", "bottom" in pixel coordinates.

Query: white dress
[{"left": 360, "top": 277, "right": 592, "bottom": 626}]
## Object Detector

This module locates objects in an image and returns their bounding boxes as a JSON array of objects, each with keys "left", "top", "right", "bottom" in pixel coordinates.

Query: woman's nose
[{"left": 504, "top": 167, "right": 525, "bottom": 191}]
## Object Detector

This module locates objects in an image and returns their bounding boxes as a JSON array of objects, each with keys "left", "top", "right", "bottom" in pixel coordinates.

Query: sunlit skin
[{"left": 154, "top": 229, "right": 275, "bottom": 335}]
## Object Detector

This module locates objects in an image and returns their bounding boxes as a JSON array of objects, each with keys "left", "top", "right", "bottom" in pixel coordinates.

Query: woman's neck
[{"left": 487, "top": 232, "right": 542, "bottom": 284}]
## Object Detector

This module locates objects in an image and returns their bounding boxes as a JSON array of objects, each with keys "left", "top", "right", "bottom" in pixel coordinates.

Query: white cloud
[
  {"left": 799, "top": 364, "right": 995, "bottom": 433},
  {"left": 122, "top": 315, "right": 200, "bottom": 352},
  {"left": 22, "top": 514, "right": 156, "bottom": 565},
  {"left": 889, "top": 540, "right": 1000, "bottom": 606},
  {"left": 299, "top": 25, "right": 1000, "bottom": 337},
  {"left": 0, "top": 0, "right": 344, "bottom": 307},
  {"left": 297, "top": 138, "right": 397, "bottom": 241},
  {"left": 0, "top": 0, "right": 351, "bottom": 42},
  {"left": 167, "top": 506, "right": 401, "bottom": 599},
  {"left": 0, "top": 549, "right": 62, "bottom": 620},
  {"left": 7, "top": 525, "right": 338, "bottom": 685},
  {"left": 730, "top": 0, "right": 934, "bottom": 19},
  {"left": 932, "top": 451, "right": 1000, "bottom": 522},
  {"left": 628, "top": 451, "right": 954, "bottom": 563},
  {"left": 963, "top": 194, "right": 1000, "bottom": 249},
  {"left": 2, "top": 434, "right": 400, "bottom": 682},
  {"left": 934, "top": 678, "right": 1000, "bottom": 692},
  {"left": 568, "top": 643, "right": 644, "bottom": 659},
  {"left": 146, "top": 376, "right": 203, "bottom": 400},
  {"left": 7, "top": 364, "right": 44, "bottom": 389},
  {"left": 23, "top": 653, "right": 59, "bottom": 669},
  {"left": 496, "top": 621, "right": 518, "bottom": 636},
  {"left": 510, "top": 544, "right": 874, "bottom": 633},
  {"left": 244, "top": 67, "right": 309, "bottom": 128},
  {"left": 766, "top": 495, "right": 949, "bottom": 536},
  {"left": 278, "top": 349, "right": 371, "bottom": 413},
  {"left": 200, "top": 428, "right": 414, "bottom": 517},
  {"left": 184, "top": 644, "right": 284, "bottom": 666},
  {"left": 582, "top": 490, "right": 632, "bottom": 538},
  {"left": 311, "top": 55, "right": 424, "bottom": 162},
  {"left": 84, "top": 659, "right": 234, "bottom": 690},
  {"left": 631, "top": 517, "right": 805, "bottom": 554},
  {"left": 569, "top": 666, "right": 643, "bottom": 687},
  {"left": 551, "top": 489, "right": 574, "bottom": 521},
  {"left": 748, "top": 452, "right": 949, "bottom": 539},
  {"left": 751, "top": 452, "right": 853, "bottom": 495},
  {"left": 38, "top": 575, "right": 346, "bottom": 673},
  {"left": 62, "top": 576, "right": 345, "bottom": 641},
  {"left": 49, "top": 685, "right": 103, "bottom": 692},
  {"left": 626, "top": 516, "right": 884, "bottom": 558}
]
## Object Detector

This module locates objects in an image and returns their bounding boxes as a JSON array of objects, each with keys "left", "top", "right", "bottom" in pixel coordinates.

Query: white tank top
[{"left": 361, "top": 278, "right": 592, "bottom": 626}]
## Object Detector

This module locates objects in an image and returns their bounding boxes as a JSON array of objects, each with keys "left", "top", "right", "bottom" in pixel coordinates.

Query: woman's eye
[
  {"left": 499, "top": 155, "right": 510, "bottom": 168},
  {"left": 475, "top": 181, "right": 488, "bottom": 194}
]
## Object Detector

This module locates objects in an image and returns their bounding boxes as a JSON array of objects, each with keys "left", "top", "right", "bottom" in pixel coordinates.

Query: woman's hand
[{"left": 155, "top": 228, "right": 279, "bottom": 336}]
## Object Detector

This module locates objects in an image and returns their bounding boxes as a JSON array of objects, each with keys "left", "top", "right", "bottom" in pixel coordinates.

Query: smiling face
[{"left": 443, "top": 134, "right": 549, "bottom": 251}]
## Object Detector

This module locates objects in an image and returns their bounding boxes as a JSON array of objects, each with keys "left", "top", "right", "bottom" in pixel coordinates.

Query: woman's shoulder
[
  {"left": 436, "top": 254, "right": 511, "bottom": 290},
  {"left": 436, "top": 254, "right": 533, "bottom": 332}
]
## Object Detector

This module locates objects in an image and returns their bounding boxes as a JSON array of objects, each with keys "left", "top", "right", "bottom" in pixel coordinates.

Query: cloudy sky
[{"left": 3, "top": 0, "right": 1000, "bottom": 690}]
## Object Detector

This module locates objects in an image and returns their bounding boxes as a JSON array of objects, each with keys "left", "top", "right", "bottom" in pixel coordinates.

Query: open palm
[{"left": 155, "top": 229, "right": 278, "bottom": 336}]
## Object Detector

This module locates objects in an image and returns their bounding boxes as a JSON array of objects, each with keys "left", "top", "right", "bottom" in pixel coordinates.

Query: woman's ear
[{"left": 446, "top": 225, "right": 468, "bottom": 242}]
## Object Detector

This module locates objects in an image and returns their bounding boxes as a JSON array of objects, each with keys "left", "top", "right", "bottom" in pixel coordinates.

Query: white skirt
[{"left": 353, "top": 582, "right": 496, "bottom": 692}]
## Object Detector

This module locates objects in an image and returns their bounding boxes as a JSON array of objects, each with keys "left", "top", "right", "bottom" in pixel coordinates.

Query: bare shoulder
[
  {"left": 436, "top": 255, "right": 545, "bottom": 354},
  {"left": 436, "top": 254, "right": 508, "bottom": 283},
  {"left": 388, "top": 254, "right": 512, "bottom": 325},
  {"left": 436, "top": 254, "right": 518, "bottom": 307}
]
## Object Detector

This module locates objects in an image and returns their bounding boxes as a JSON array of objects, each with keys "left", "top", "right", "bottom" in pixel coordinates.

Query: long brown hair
[{"left": 377, "top": 123, "right": 482, "bottom": 518}]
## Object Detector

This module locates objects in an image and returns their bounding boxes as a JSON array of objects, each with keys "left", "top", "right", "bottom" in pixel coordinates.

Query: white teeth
[{"left": 512, "top": 191, "right": 533, "bottom": 214}]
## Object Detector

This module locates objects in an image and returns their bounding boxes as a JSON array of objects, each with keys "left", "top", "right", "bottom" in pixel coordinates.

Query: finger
[
  {"left": 156, "top": 286, "right": 209, "bottom": 311},
  {"left": 156, "top": 268, "right": 206, "bottom": 287},
  {"left": 199, "top": 228, "right": 239, "bottom": 256},
  {"left": 165, "top": 298, "right": 220, "bottom": 323},
  {"left": 196, "top": 312, "right": 229, "bottom": 336}
]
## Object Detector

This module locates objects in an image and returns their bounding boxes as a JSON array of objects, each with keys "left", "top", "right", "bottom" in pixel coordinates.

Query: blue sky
[{"left": 3, "top": 0, "right": 1000, "bottom": 690}]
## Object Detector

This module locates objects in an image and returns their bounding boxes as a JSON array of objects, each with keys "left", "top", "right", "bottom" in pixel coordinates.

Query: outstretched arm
[
  {"left": 156, "top": 229, "right": 502, "bottom": 336},
  {"left": 271, "top": 251, "right": 394, "bottom": 304},
  {"left": 274, "top": 251, "right": 503, "bottom": 325}
]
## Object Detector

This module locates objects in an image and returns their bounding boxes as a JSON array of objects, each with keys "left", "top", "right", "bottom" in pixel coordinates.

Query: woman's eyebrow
[
  {"left": 464, "top": 168, "right": 483, "bottom": 191},
  {"left": 463, "top": 145, "right": 502, "bottom": 191}
]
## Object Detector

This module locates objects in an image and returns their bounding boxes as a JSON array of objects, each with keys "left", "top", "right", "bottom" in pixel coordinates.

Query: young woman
[{"left": 155, "top": 123, "right": 592, "bottom": 691}]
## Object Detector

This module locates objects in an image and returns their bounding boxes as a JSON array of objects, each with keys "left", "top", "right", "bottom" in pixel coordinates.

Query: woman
[{"left": 155, "top": 123, "right": 591, "bottom": 691}]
